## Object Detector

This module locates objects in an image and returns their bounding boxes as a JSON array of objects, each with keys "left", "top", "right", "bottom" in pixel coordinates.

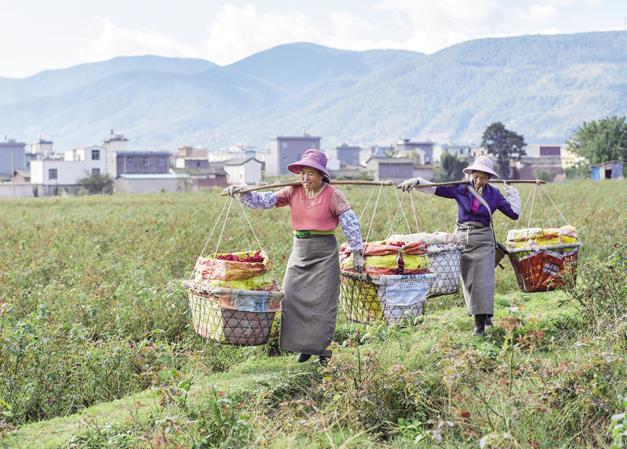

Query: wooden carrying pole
[
  {"left": 227, "top": 180, "right": 394, "bottom": 195},
  {"left": 412, "top": 179, "right": 546, "bottom": 189},
  {"left": 222, "top": 179, "right": 544, "bottom": 195}
]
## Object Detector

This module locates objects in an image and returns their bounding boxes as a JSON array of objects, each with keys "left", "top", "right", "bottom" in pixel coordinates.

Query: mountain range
[{"left": 1, "top": 31, "right": 626, "bottom": 151}]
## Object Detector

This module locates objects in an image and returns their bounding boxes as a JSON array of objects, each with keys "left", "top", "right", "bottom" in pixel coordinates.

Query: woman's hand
[
  {"left": 502, "top": 181, "right": 521, "bottom": 215},
  {"left": 223, "top": 184, "right": 248, "bottom": 197},
  {"left": 352, "top": 250, "right": 365, "bottom": 273},
  {"left": 396, "top": 177, "right": 420, "bottom": 192}
]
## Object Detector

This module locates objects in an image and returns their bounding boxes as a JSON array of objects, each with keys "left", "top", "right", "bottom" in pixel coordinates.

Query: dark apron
[
  {"left": 456, "top": 222, "right": 495, "bottom": 316},
  {"left": 280, "top": 235, "right": 340, "bottom": 356}
]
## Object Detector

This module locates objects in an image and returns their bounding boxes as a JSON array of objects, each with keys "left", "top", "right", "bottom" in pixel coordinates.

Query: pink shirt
[{"left": 275, "top": 184, "right": 351, "bottom": 231}]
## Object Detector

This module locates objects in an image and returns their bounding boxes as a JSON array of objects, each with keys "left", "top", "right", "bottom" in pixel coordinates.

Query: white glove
[
  {"left": 352, "top": 250, "right": 365, "bottom": 273},
  {"left": 397, "top": 177, "right": 434, "bottom": 194},
  {"left": 223, "top": 184, "right": 248, "bottom": 197},
  {"left": 503, "top": 182, "right": 521, "bottom": 215},
  {"left": 396, "top": 177, "right": 421, "bottom": 192}
]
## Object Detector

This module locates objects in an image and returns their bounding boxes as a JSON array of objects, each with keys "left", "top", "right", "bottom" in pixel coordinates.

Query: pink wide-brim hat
[
  {"left": 287, "top": 149, "right": 330, "bottom": 178},
  {"left": 463, "top": 155, "right": 499, "bottom": 178}
]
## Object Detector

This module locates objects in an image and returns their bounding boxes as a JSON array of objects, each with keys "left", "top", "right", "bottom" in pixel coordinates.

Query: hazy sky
[{"left": 1, "top": 0, "right": 625, "bottom": 78}]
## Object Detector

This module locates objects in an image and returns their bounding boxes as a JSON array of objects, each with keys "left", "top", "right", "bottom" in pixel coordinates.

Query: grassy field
[{"left": 0, "top": 179, "right": 625, "bottom": 448}]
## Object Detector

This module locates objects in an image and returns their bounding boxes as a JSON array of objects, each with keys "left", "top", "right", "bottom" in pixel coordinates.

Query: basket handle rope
[
  {"left": 360, "top": 182, "right": 414, "bottom": 242},
  {"left": 190, "top": 196, "right": 280, "bottom": 287},
  {"left": 235, "top": 198, "right": 282, "bottom": 287},
  {"left": 364, "top": 182, "right": 385, "bottom": 242},
  {"left": 404, "top": 188, "right": 421, "bottom": 233},
  {"left": 516, "top": 183, "right": 571, "bottom": 231},
  {"left": 391, "top": 185, "right": 413, "bottom": 234},
  {"left": 538, "top": 186, "right": 571, "bottom": 226},
  {"left": 188, "top": 198, "right": 231, "bottom": 281}
]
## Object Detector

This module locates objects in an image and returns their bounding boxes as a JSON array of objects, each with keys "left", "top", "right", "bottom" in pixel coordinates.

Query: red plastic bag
[{"left": 195, "top": 251, "right": 268, "bottom": 281}]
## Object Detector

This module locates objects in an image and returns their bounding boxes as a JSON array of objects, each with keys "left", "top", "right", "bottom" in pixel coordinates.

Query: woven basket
[
  {"left": 184, "top": 281, "right": 283, "bottom": 345},
  {"left": 339, "top": 272, "right": 434, "bottom": 325},
  {"left": 426, "top": 243, "right": 463, "bottom": 297},
  {"left": 508, "top": 243, "right": 582, "bottom": 293}
]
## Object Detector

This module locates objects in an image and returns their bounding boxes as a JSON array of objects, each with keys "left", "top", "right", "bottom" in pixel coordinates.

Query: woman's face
[
  {"left": 299, "top": 167, "right": 324, "bottom": 190},
  {"left": 471, "top": 171, "right": 491, "bottom": 190}
]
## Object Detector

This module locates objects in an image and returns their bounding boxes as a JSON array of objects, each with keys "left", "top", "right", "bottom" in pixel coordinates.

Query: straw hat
[{"left": 463, "top": 155, "right": 499, "bottom": 178}]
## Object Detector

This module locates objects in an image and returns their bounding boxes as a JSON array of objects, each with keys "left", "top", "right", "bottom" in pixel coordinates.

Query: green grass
[
  {"left": 0, "top": 180, "right": 625, "bottom": 448},
  {"left": 6, "top": 291, "right": 623, "bottom": 448}
]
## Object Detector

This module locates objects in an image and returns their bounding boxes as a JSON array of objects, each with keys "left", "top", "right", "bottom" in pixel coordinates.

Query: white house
[
  {"left": 222, "top": 158, "right": 263, "bottom": 185},
  {"left": 31, "top": 145, "right": 106, "bottom": 185},
  {"left": 104, "top": 130, "right": 129, "bottom": 178}
]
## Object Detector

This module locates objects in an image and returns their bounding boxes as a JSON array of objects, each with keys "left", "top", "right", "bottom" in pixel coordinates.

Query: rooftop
[
  {"left": 116, "top": 151, "right": 170, "bottom": 157},
  {"left": 221, "top": 157, "right": 262, "bottom": 166},
  {"left": 119, "top": 173, "right": 188, "bottom": 179}
]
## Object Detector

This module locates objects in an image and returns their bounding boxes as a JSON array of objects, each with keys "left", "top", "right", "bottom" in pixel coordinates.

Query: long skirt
[
  {"left": 279, "top": 235, "right": 340, "bottom": 356},
  {"left": 456, "top": 223, "right": 495, "bottom": 316}
]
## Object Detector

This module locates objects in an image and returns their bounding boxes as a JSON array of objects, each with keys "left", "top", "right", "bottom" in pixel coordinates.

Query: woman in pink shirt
[{"left": 224, "top": 149, "right": 364, "bottom": 364}]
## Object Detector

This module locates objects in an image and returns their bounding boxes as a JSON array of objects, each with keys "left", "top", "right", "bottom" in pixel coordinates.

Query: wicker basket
[
  {"left": 339, "top": 272, "right": 434, "bottom": 325},
  {"left": 184, "top": 281, "right": 283, "bottom": 345},
  {"left": 508, "top": 243, "right": 582, "bottom": 293},
  {"left": 426, "top": 243, "right": 463, "bottom": 297}
]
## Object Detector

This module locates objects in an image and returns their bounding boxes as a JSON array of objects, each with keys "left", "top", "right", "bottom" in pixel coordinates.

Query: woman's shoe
[
  {"left": 473, "top": 314, "right": 486, "bottom": 336},
  {"left": 318, "top": 355, "right": 331, "bottom": 366},
  {"left": 297, "top": 353, "right": 312, "bottom": 363},
  {"left": 485, "top": 315, "right": 493, "bottom": 328}
]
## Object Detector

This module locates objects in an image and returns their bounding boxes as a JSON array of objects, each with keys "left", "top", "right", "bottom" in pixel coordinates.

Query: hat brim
[
  {"left": 463, "top": 165, "right": 499, "bottom": 178},
  {"left": 287, "top": 160, "right": 329, "bottom": 178}
]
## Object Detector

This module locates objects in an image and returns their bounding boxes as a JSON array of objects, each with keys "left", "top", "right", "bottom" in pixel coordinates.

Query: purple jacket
[{"left": 435, "top": 182, "right": 519, "bottom": 226}]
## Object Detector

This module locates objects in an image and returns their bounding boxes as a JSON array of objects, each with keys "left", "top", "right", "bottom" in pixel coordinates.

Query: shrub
[
  {"left": 561, "top": 241, "right": 627, "bottom": 343},
  {"left": 319, "top": 348, "right": 447, "bottom": 438},
  {"left": 77, "top": 173, "right": 114, "bottom": 194}
]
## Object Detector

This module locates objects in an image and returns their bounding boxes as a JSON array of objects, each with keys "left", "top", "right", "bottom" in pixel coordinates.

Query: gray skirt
[
  {"left": 280, "top": 235, "right": 340, "bottom": 356},
  {"left": 456, "top": 223, "right": 495, "bottom": 316}
]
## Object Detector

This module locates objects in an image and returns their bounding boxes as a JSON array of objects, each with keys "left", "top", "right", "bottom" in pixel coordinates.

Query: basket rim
[
  {"left": 507, "top": 242, "right": 582, "bottom": 254},
  {"left": 427, "top": 243, "right": 465, "bottom": 254},
  {"left": 183, "top": 280, "right": 285, "bottom": 300},
  {"left": 340, "top": 271, "right": 434, "bottom": 282}
]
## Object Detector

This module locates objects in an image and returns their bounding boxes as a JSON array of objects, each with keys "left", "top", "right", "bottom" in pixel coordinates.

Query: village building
[
  {"left": 395, "top": 139, "right": 435, "bottom": 164},
  {"left": 335, "top": 143, "right": 361, "bottom": 167},
  {"left": 366, "top": 156, "right": 415, "bottom": 182},
  {"left": 30, "top": 144, "right": 106, "bottom": 188},
  {"left": 0, "top": 138, "right": 26, "bottom": 180},
  {"left": 220, "top": 157, "right": 263, "bottom": 185},
  {"left": 266, "top": 134, "right": 321, "bottom": 176},
  {"left": 590, "top": 160, "right": 624, "bottom": 180},
  {"left": 512, "top": 144, "right": 565, "bottom": 181}
]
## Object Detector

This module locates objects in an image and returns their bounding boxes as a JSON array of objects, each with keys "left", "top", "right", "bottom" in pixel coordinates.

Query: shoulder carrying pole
[
  {"left": 222, "top": 179, "right": 545, "bottom": 195},
  {"left": 222, "top": 180, "right": 395, "bottom": 195}
]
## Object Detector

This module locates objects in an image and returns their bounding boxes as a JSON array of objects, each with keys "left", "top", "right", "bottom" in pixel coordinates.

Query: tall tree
[
  {"left": 435, "top": 152, "right": 467, "bottom": 181},
  {"left": 481, "top": 122, "right": 526, "bottom": 178},
  {"left": 567, "top": 116, "right": 627, "bottom": 165}
]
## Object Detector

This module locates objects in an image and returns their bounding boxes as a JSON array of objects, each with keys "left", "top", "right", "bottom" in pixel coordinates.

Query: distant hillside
[{"left": 0, "top": 32, "right": 626, "bottom": 150}]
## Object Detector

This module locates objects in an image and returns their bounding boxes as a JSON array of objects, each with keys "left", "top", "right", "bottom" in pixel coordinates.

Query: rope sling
[
  {"left": 506, "top": 184, "right": 582, "bottom": 292},
  {"left": 339, "top": 184, "right": 463, "bottom": 325},
  {"left": 184, "top": 197, "right": 284, "bottom": 346}
]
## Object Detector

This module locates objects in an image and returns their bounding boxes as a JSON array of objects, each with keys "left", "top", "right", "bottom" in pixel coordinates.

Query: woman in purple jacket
[{"left": 397, "top": 156, "right": 521, "bottom": 336}]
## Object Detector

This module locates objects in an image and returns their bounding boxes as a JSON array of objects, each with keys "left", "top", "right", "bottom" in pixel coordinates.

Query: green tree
[
  {"left": 435, "top": 152, "right": 467, "bottom": 181},
  {"left": 481, "top": 122, "right": 526, "bottom": 178},
  {"left": 567, "top": 116, "right": 627, "bottom": 165},
  {"left": 78, "top": 172, "right": 114, "bottom": 194}
]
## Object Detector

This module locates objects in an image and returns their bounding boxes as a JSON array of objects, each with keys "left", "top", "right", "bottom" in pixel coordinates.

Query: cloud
[
  {"left": 528, "top": 4, "right": 558, "bottom": 22},
  {"left": 200, "top": 4, "right": 320, "bottom": 64},
  {"left": 80, "top": 4, "right": 416, "bottom": 65},
  {"left": 373, "top": 0, "right": 504, "bottom": 53},
  {"left": 79, "top": 17, "right": 199, "bottom": 62}
]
